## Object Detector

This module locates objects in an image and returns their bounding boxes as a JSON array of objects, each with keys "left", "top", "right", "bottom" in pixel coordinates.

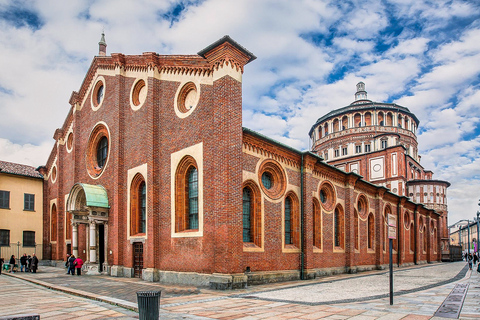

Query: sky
[{"left": 0, "top": 0, "right": 479, "bottom": 226}]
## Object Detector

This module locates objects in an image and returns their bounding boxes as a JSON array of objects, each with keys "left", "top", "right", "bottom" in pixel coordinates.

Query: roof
[
  {"left": 197, "top": 35, "right": 257, "bottom": 64},
  {"left": 309, "top": 102, "right": 420, "bottom": 136},
  {"left": 0, "top": 160, "right": 43, "bottom": 179},
  {"left": 407, "top": 179, "right": 451, "bottom": 188},
  {"left": 76, "top": 183, "right": 110, "bottom": 208}
]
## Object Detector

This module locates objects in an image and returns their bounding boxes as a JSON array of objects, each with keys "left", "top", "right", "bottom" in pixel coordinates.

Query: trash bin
[{"left": 137, "top": 291, "right": 161, "bottom": 320}]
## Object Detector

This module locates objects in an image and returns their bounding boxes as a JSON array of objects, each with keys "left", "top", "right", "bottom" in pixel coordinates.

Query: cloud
[{"left": 0, "top": 138, "right": 52, "bottom": 167}]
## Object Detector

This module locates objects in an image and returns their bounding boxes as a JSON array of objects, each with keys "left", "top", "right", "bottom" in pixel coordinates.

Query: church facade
[{"left": 39, "top": 35, "right": 445, "bottom": 288}]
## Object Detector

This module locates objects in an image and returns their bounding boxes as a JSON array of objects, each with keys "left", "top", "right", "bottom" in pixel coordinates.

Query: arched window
[
  {"left": 313, "top": 199, "right": 322, "bottom": 249},
  {"left": 175, "top": 156, "right": 199, "bottom": 232},
  {"left": 423, "top": 226, "right": 427, "bottom": 253},
  {"left": 341, "top": 116, "right": 348, "bottom": 130},
  {"left": 354, "top": 209, "right": 359, "bottom": 250},
  {"left": 354, "top": 113, "right": 362, "bottom": 127},
  {"left": 243, "top": 188, "right": 252, "bottom": 242},
  {"left": 51, "top": 204, "right": 57, "bottom": 241},
  {"left": 187, "top": 167, "right": 199, "bottom": 229},
  {"left": 285, "top": 193, "right": 299, "bottom": 247},
  {"left": 334, "top": 206, "right": 344, "bottom": 249},
  {"left": 242, "top": 181, "right": 262, "bottom": 247},
  {"left": 410, "top": 223, "right": 415, "bottom": 252},
  {"left": 378, "top": 112, "right": 384, "bottom": 126},
  {"left": 365, "top": 112, "right": 372, "bottom": 126},
  {"left": 130, "top": 174, "right": 147, "bottom": 235},
  {"left": 333, "top": 119, "right": 340, "bottom": 132},
  {"left": 368, "top": 213, "right": 374, "bottom": 249}
]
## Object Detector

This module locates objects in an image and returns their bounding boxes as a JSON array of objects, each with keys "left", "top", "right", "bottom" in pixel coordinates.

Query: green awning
[{"left": 70, "top": 183, "right": 110, "bottom": 208}]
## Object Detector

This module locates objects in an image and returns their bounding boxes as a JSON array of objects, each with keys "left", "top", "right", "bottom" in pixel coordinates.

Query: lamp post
[{"left": 455, "top": 219, "right": 471, "bottom": 255}]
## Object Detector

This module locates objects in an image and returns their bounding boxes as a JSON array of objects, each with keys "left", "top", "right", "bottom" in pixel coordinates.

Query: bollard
[{"left": 136, "top": 291, "right": 161, "bottom": 320}]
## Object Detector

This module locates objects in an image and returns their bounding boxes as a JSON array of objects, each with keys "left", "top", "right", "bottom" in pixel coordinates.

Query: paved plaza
[{"left": 0, "top": 261, "right": 479, "bottom": 319}]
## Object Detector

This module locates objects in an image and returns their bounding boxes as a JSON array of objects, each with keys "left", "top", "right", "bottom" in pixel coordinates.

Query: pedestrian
[
  {"left": 473, "top": 252, "right": 478, "bottom": 265},
  {"left": 30, "top": 253, "right": 39, "bottom": 273},
  {"left": 9, "top": 255, "right": 16, "bottom": 273},
  {"left": 67, "top": 254, "right": 76, "bottom": 275},
  {"left": 27, "top": 255, "right": 32, "bottom": 272},
  {"left": 0, "top": 257, "right": 4, "bottom": 275},
  {"left": 74, "top": 256, "right": 83, "bottom": 276},
  {"left": 467, "top": 253, "right": 473, "bottom": 270},
  {"left": 65, "top": 253, "right": 71, "bottom": 270},
  {"left": 20, "top": 253, "right": 27, "bottom": 272}
]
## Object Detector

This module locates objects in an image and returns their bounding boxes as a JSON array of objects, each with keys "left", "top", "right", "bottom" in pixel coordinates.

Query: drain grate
[{"left": 434, "top": 283, "right": 469, "bottom": 319}]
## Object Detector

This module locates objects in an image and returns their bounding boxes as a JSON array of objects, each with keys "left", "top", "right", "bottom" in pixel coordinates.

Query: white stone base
[{"left": 84, "top": 263, "right": 100, "bottom": 275}]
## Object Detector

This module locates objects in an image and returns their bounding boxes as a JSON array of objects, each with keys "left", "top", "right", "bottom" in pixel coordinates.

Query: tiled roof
[{"left": 0, "top": 160, "right": 43, "bottom": 179}]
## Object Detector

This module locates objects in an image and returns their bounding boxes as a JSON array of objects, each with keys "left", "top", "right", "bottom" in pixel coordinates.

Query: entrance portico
[{"left": 66, "top": 183, "right": 109, "bottom": 274}]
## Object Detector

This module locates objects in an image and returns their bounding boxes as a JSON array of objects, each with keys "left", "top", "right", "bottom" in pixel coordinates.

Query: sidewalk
[{"left": 1, "top": 261, "right": 479, "bottom": 319}]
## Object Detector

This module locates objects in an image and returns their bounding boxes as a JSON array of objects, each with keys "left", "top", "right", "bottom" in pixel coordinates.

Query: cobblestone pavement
[{"left": 1, "top": 261, "right": 479, "bottom": 319}]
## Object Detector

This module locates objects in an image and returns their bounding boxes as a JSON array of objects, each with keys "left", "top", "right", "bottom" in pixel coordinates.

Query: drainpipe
[
  {"left": 414, "top": 206, "right": 418, "bottom": 265},
  {"left": 397, "top": 198, "right": 401, "bottom": 267},
  {"left": 300, "top": 153, "right": 305, "bottom": 280}
]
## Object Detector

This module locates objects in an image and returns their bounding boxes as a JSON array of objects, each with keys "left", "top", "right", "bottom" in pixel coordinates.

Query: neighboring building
[
  {"left": 450, "top": 222, "right": 479, "bottom": 253},
  {"left": 309, "top": 82, "right": 451, "bottom": 261},
  {"left": 40, "top": 35, "right": 444, "bottom": 288},
  {"left": 0, "top": 160, "right": 44, "bottom": 260}
]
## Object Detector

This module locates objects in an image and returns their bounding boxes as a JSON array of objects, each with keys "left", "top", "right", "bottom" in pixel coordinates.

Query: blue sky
[{"left": 0, "top": 0, "right": 479, "bottom": 225}]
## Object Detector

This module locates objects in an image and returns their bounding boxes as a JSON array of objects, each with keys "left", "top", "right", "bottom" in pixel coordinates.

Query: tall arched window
[
  {"left": 313, "top": 199, "right": 322, "bottom": 249},
  {"left": 354, "top": 209, "right": 359, "bottom": 250},
  {"left": 334, "top": 206, "right": 344, "bottom": 249},
  {"left": 187, "top": 167, "right": 199, "bottom": 229},
  {"left": 285, "top": 197, "right": 292, "bottom": 245},
  {"left": 243, "top": 188, "right": 252, "bottom": 242},
  {"left": 175, "top": 156, "right": 199, "bottom": 232},
  {"left": 410, "top": 223, "right": 415, "bottom": 252},
  {"left": 97, "top": 136, "right": 108, "bottom": 168},
  {"left": 51, "top": 204, "right": 57, "bottom": 241},
  {"left": 368, "top": 213, "right": 374, "bottom": 249},
  {"left": 242, "top": 181, "right": 262, "bottom": 247},
  {"left": 130, "top": 174, "right": 147, "bottom": 235},
  {"left": 284, "top": 193, "right": 299, "bottom": 247}
]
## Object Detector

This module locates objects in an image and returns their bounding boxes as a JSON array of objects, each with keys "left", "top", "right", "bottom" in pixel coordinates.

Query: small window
[
  {"left": 342, "top": 147, "right": 347, "bottom": 156},
  {"left": 381, "top": 140, "right": 388, "bottom": 149},
  {"left": 24, "top": 194, "right": 35, "bottom": 211},
  {"left": 96, "top": 84, "right": 104, "bottom": 105},
  {"left": 97, "top": 136, "right": 108, "bottom": 168},
  {"left": 23, "top": 231, "right": 35, "bottom": 247},
  {"left": 334, "top": 150, "right": 340, "bottom": 157},
  {"left": 365, "top": 144, "right": 371, "bottom": 152},
  {"left": 355, "top": 145, "right": 362, "bottom": 154},
  {"left": 243, "top": 188, "right": 252, "bottom": 242},
  {"left": 261, "top": 172, "right": 273, "bottom": 190},
  {"left": 285, "top": 197, "right": 292, "bottom": 245},
  {"left": 0, "top": 190, "right": 10, "bottom": 209},
  {"left": 0, "top": 229, "right": 10, "bottom": 246},
  {"left": 139, "top": 182, "right": 146, "bottom": 233},
  {"left": 187, "top": 167, "right": 199, "bottom": 230}
]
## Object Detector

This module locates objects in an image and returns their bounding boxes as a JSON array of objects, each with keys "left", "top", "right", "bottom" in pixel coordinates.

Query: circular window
[
  {"left": 357, "top": 194, "right": 368, "bottom": 220},
  {"left": 258, "top": 160, "right": 286, "bottom": 200},
  {"left": 66, "top": 133, "right": 73, "bottom": 152},
  {"left": 318, "top": 181, "right": 336, "bottom": 212},
  {"left": 131, "top": 79, "right": 147, "bottom": 110},
  {"left": 91, "top": 78, "right": 106, "bottom": 110},
  {"left": 86, "top": 123, "right": 110, "bottom": 179},
  {"left": 175, "top": 81, "right": 200, "bottom": 118}
]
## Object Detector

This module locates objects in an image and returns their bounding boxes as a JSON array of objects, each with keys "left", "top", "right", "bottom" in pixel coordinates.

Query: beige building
[
  {"left": 0, "top": 160, "right": 44, "bottom": 260},
  {"left": 450, "top": 221, "right": 479, "bottom": 253}
]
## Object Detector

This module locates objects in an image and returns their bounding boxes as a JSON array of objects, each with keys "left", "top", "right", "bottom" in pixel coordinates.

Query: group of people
[
  {"left": 0, "top": 253, "right": 39, "bottom": 274},
  {"left": 465, "top": 251, "right": 480, "bottom": 271},
  {"left": 65, "top": 253, "right": 83, "bottom": 276}
]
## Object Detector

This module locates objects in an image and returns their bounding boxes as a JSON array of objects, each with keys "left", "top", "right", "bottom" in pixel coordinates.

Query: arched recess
[
  {"left": 341, "top": 116, "right": 348, "bottom": 130},
  {"left": 333, "top": 119, "right": 340, "bottom": 132},
  {"left": 242, "top": 180, "right": 262, "bottom": 248},
  {"left": 365, "top": 112, "right": 372, "bottom": 126},
  {"left": 284, "top": 192, "right": 300, "bottom": 248},
  {"left": 354, "top": 209, "right": 359, "bottom": 251},
  {"left": 51, "top": 203, "right": 57, "bottom": 242},
  {"left": 367, "top": 213, "right": 375, "bottom": 250},
  {"left": 378, "top": 112, "right": 385, "bottom": 126},
  {"left": 175, "top": 156, "right": 199, "bottom": 232},
  {"left": 313, "top": 198, "right": 322, "bottom": 249},
  {"left": 334, "top": 205, "right": 345, "bottom": 249}
]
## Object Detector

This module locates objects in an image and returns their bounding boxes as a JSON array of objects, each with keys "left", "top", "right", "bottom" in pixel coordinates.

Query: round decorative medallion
[
  {"left": 174, "top": 81, "right": 200, "bottom": 118},
  {"left": 373, "top": 164, "right": 381, "bottom": 172},
  {"left": 91, "top": 77, "right": 106, "bottom": 111},
  {"left": 357, "top": 194, "right": 369, "bottom": 220},
  {"left": 131, "top": 79, "right": 147, "bottom": 110},
  {"left": 318, "top": 181, "right": 336, "bottom": 212}
]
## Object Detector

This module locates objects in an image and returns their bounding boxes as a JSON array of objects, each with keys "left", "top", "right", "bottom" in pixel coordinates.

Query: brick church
[{"left": 39, "top": 35, "right": 449, "bottom": 288}]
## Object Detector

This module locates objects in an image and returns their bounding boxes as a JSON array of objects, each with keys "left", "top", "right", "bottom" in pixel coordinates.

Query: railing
[
  {"left": 313, "top": 125, "right": 417, "bottom": 148},
  {"left": 1, "top": 242, "right": 43, "bottom": 261}
]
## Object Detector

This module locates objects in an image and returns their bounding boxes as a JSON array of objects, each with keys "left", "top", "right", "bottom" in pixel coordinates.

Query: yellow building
[{"left": 0, "top": 160, "right": 44, "bottom": 261}]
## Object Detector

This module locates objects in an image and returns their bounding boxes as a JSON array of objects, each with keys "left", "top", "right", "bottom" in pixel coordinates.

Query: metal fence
[{"left": 1, "top": 242, "right": 43, "bottom": 261}]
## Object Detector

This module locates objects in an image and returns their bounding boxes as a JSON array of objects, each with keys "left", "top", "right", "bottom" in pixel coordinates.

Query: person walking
[
  {"left": 467, "top": 253, "right": 473, "bottom": 270},
  {"left": 67, "top": 254, "right": 76, "bottom": 275},
  {"left": 0, "top": 258, "right": 4, "bottom": 275},
  {"left": 74, "top": 256, "right": 83, "bottom": 276},
  {"left": 30, "top": 253, "right": 39, "bottom": 273},
  {"left": 9, "top": 255, "right": 16, "bottom": 273},
  {"left": 20, "top": 254, "right": 27, "bottom": 272},
  {"left": 26, "top": 255, "right": 32, "bottom": 272},
  {"left": 473, "top": 252, "right": 478, "bottom": 265}
]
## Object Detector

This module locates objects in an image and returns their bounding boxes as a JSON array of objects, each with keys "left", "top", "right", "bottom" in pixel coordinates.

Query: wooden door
[{"left": 133, "top": 242, "right": 143, "bottom": 278}]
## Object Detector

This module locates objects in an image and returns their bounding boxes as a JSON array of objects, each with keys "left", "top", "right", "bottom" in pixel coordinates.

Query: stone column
[
  {"left": 72, "top": 223, "right": 78, "bottom": 257},
  {"left": 89, "top": 220, "right": 96, "bottom": 263}
]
